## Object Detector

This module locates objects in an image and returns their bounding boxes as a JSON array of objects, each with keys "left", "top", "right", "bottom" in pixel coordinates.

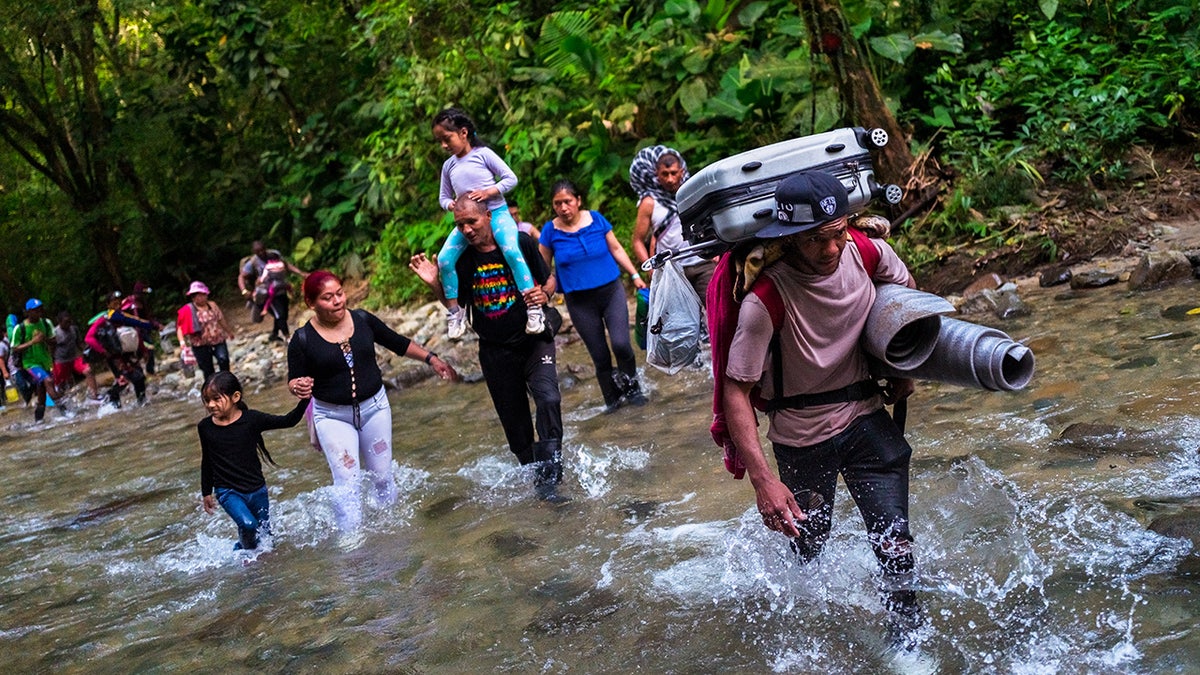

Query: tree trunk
[{"left": 796, "top": 0, "right": 915, "bottom": 187}]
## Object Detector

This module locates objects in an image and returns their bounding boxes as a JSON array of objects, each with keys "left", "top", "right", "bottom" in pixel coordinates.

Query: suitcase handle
[
  {"left": 825, "top": 143, "right": 846, "bottom": 152},
  {"left": 752, "top": 208, "right": 773, "bottom": 219},
  {"left": 741, "top": 161, "right": 762, "bottom": 172}
]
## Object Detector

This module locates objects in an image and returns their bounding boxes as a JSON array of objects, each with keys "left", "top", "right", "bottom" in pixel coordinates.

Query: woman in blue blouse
[{"left": 539, "top": 179, "right": 649, "bottom": 412}]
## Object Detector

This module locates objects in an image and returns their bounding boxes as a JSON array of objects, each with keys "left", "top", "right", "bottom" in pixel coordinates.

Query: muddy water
[{"left": 1, "top": 278, "right": 1198, "bottom": 673}]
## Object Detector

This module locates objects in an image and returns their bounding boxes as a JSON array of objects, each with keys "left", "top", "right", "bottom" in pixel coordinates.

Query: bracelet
[
  {"left": 628, "top": 272, "right": 640, "bottom": 280},
  {"left": 424, "top": 351, "right": 438, "bottom": 365}
]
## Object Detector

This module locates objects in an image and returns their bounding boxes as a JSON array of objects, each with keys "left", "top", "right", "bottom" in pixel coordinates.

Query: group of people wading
[{"left": 195, "top": 107, "right": 927, "bottom": 651}]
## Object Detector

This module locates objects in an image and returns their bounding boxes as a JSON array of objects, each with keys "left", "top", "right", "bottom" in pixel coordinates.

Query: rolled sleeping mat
[
  {"left": 872, "top": 317, "right": 1035, "bottom": 391},
  {"left": 862, "top": 284, "right": 957, "bottom": 370}
]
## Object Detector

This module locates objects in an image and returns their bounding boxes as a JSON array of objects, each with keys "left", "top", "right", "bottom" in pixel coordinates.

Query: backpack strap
[
  {"left": 848, "top": 226, "right": 880, "bottom": 278},
  {"left": 750, "top": 229, "right": 884, "bottom": 414}
]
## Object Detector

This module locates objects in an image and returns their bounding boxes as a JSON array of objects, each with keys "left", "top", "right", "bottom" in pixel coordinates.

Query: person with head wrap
[{"left": 629, "top": 145, "right": 716, "bottom": 302}]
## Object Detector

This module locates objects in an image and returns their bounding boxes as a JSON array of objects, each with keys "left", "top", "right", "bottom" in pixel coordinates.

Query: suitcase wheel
[
  {"left": 884, "top": 184, "right": 904, "bottom": 204},
  {"left": 868, "top": 128, "right": 890, "bottom": 148}
]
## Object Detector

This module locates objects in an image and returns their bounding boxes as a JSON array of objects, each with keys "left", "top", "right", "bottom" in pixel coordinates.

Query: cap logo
[
  {"left": 819, "top": 195, "right": 838, "bottom": 216},
  {"left": 776, "top": 202, "right": 815, "bottom": 223}
]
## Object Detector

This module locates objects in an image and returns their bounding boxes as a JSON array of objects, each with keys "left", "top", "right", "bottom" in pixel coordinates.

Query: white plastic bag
[{"left": 645, "top": 260, "right": 703, "bottom": 374}]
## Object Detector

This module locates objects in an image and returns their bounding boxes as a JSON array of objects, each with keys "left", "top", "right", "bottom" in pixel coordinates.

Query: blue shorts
[{"left": 25, "top": 366, "right": 50, "bottom": 385}]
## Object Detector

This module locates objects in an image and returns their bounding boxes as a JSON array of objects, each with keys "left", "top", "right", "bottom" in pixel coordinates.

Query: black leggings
[
  {"left": 773, "top": 409, "right": 915, "bottom": 578},
  {"left": 478, "top": 338, "right": 563, "bottom": 465},
  {"left": 565, "top": 279, "right": 637, "bottom": 392}
]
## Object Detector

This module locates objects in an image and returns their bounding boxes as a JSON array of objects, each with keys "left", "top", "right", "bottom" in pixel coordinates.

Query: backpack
[
  {"left": 708, "top": 228, "right": 881, "bottom": 479},
  {"left": 93, "top": 318, "right": 124, "bottom": 356}
]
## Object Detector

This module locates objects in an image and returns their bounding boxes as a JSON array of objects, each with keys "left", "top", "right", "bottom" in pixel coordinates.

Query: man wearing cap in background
[
  {"left": 11, "top": 298, "right": 65, "bottom": 421},
  {"left": 177, "top": 281, "right": 235, "bottom": 383},
  {"left": 85, "top": 291, "right": 161, "bottom": 407},
  {"left": 720, "top": 170, "right": 924, "bottom": 649}
]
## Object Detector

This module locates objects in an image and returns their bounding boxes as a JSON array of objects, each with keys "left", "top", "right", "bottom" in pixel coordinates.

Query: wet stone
[
  {"left": 1127, "top": 250, "right": 1194, "bottom": 290},
  {"left": 1070, "top": 270, "right": 1121, "bottom": 289},
  {"left": 1115, "top": 355, "right": 1158, "bottom": 369},
  {"left": 1038, "top": 265, "right": 1073, "bottom": 287},
  {"left": 1162, "top": 304, "right": 1200, "bottom": 321},
  {"left": 483, "top": 530, "right": 541, "bottom": 558},
  {"left": 1050, "top": 422, "right": 1162, "bottom": 458},
  {"left": 1149, "top": 511, "right": 1200, "bottom": 549}
]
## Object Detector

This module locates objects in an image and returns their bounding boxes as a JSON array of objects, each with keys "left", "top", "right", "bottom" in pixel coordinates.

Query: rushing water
[{"left": 2, "top": 278, "right": 1199, "bottom": 674}]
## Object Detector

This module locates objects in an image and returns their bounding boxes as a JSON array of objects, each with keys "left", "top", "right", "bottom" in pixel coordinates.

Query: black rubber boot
[
  {"left": 614, "top": 371, "right": 647, "bottom": 407},
  {"left": 597, "top": 371, "right": 623, "bottom": 413},
  {"left": 532, "top": 439, "right": 566, "bottom": 503},
  {"left": 34, "top": 403, "right": 45, "bottom": 422}
]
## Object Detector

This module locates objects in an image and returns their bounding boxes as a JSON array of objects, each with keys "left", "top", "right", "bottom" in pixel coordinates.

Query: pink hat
[{"left": 186, "top": 281, "right": 210, "bottom": 296}]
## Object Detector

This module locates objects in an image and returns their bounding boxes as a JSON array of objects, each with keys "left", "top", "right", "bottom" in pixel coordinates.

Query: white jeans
[{"left": 311, "top": 386, "right": 395, "bottom": 530}]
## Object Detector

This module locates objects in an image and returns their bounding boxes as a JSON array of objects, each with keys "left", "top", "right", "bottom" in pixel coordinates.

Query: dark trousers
[
  {"left": 106, "top": 357, "right": 146, "bottom": 405},
  {"left": 478, "top": 338, "right": 563, "bottom": 465},
  {"left": 565, "top": 279, "right": 637, "bottom": 403},
  {"left": 774, "top": 408, "right": 915, "bottom": 579},
  {"left": 193, "top": 342, "right": 231, "bottom": 383}
]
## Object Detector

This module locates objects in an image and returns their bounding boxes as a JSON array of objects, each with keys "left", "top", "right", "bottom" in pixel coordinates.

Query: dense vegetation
[{"left": 1, "top": 0, "right": 1196, "bottom": 319}]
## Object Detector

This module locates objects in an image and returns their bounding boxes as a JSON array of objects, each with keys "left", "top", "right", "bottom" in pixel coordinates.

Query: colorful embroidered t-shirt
[{"left": 455, "top": 233, "right": 550, "bottom": 347}]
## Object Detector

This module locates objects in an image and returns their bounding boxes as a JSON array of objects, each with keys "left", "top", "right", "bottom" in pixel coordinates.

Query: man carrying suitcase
[
  {"left": 720, "top": 170, "right": 925, "bottom": 649},
  {"left": 630, "top": 146, "right": 716, "bottom": 302}
]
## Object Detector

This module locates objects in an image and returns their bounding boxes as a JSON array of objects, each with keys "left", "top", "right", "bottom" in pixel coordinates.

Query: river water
[{"left": 2, "top": 277, "right": 1198, "bottom": 673}]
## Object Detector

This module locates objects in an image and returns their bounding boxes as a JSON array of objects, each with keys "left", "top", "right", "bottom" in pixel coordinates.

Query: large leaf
[
  {"left": 677, "top": 79, "right": 708, "bottom": 116},
  {"left": 869, "top": 33, "right": 915, "bottom": 65},
  {"left": 911, "top": 31, "right": 964, "bottom": 54}
]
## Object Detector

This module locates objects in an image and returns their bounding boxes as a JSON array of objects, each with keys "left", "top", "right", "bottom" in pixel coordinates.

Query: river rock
[
  {"left": 959, "top": 286, "right": 1031, "bottom": 319},
  {"left": 1127, "top": 250, "right": 1194, "bottom": 290},
  {"left": 1049, "top": 422, "right": 1162, "bottom": 458},
  {"left": 1038, "top": 265, "right": 1073, "bottom": 287},
  {"left": 1070, "top": 270, "right": 1121, "bottom": 289},
  {"left": 1148, "top": 510, "right": 1200, "bottom": 548},
  {"left": 962, "top": 273, "right": 1004, "bottom": 299}
]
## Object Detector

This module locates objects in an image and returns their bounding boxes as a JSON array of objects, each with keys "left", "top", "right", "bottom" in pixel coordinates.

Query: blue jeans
[
  {"left": 215, "top": 485, "right": 270, "bottom": 550},
  {"left": 193, "top": 342, "right": 230, "bottom": 383}
]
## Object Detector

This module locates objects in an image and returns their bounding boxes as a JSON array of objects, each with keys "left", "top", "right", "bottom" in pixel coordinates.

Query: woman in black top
[
  {"left": 286, "top": 271, "right": 456, "bottom": 532},
  {"left": 198, "top": 371, "right": 308, "bottom": 551}
]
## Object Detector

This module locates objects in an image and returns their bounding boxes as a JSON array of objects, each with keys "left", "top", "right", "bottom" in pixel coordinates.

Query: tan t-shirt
[{"left": 725, "top": 237, "right": 912, "bottom": 447}]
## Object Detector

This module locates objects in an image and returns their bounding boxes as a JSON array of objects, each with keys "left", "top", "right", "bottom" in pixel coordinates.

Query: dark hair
[
  {"left": 432, "top": 107, "right": 482, "bottom": 147},
  {"left": 550, "top": 179, "right": 582, "bottom": 202},
  {"left": 656, "top": 152, "right": 682, "bottom": 169},
  {"left": 302, "top": 270, "right": 342, "bottom": 306},
  {"left": 202, "top": 372, "right": 277, "bottom": 466},
  {"left": 265, "top": 251, "right": 282, "bottom": 261}
]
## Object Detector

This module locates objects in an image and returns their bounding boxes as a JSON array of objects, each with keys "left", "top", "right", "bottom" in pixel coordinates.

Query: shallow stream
[{"left": 2, "top": 277, "right": 1198, "bottom": 673}]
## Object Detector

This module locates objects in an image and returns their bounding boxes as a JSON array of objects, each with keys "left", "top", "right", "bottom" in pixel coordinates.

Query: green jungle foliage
[{"left": 0, "top": 0, "right": 1196, "bottom": 319}]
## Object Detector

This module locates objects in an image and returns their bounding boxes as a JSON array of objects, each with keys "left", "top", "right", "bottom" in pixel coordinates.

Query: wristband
[{"left": 424, "top": 352, "right": 438, "bottom": 365}]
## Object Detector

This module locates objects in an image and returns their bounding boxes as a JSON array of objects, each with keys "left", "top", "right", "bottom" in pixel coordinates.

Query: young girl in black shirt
[{"left": 197, "top": 372, "right": 308, "bottom": 551}]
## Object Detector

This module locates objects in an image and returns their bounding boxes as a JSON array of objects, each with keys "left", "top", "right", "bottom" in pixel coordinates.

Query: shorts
[
  {"left": 25, "top": 366, "right": 51, "bottom": 385},
  {"left": 52, "top": 357, "right": 90, "bottom": 388}
]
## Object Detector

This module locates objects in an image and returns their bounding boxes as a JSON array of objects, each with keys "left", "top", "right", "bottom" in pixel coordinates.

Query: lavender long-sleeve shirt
[{"left": 438, "top": 146, "right": 518, "bottom": 212}]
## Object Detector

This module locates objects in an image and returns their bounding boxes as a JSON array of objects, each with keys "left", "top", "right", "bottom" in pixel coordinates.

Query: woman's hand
[
  {"left": 288, "top": 376, "right": 314, "bottom": 399},
  {"left": 202, "top": 494, "right": 217, "bottom": 515},
  {"left": 631, "top": 274, "right": 648, "bottom": 290},
  {"left": 429, "top": 356, "right": 459, "bottom": 382}
]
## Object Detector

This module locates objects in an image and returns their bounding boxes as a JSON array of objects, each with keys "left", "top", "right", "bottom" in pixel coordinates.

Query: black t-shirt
[
  {"left": 197, "top": 398, "right": 308, "bottom": 495},
  {"left": 455, "top": 233, "right": 552, "bottom": 347},
  {"left": 287, "top": 309, "right": 412, "bottom": 405}
]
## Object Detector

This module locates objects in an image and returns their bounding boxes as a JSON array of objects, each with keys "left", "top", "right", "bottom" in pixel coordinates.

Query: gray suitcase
[{"left": 677, "top": 127, "right": 901, "bottom": 249}]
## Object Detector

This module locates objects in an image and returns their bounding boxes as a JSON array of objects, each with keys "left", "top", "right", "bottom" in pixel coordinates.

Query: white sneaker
[
  {"left": 525, "top": 303, "right": 545, "bottom": 334},
  {"left": 447, "top": 307, "right": 467, "bottom": 339}
]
